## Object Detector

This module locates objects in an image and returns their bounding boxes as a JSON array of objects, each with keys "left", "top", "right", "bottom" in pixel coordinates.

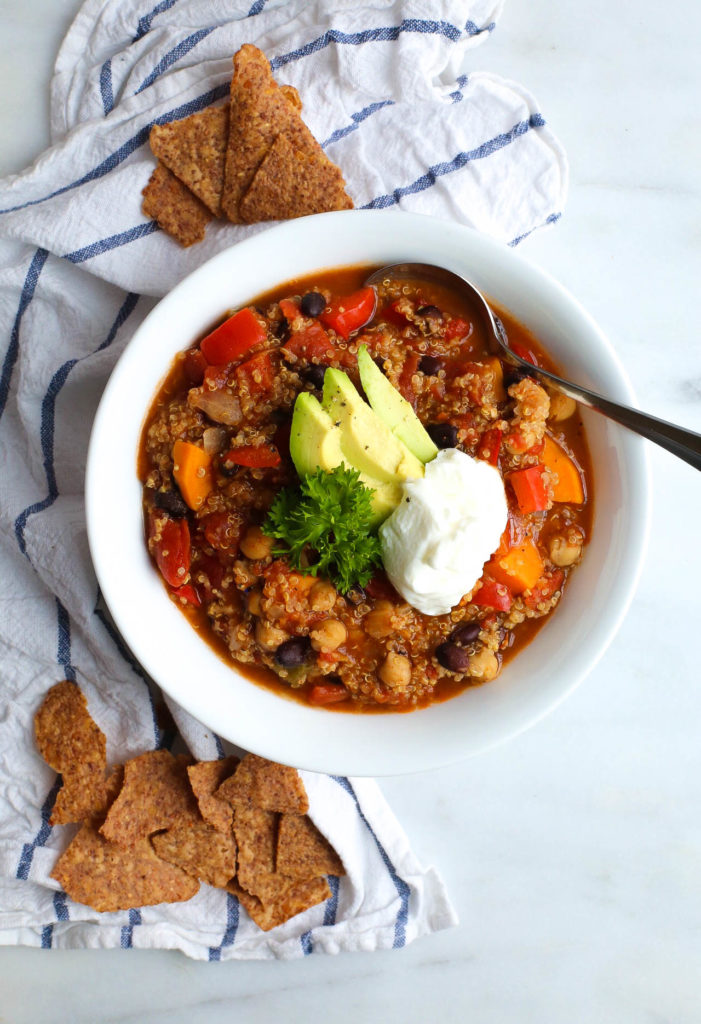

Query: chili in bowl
[{"left": 86, "top": 210, "right": 650, "bottom": 775}]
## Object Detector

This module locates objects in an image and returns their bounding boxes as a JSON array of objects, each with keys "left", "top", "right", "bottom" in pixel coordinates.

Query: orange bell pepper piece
[
  {"left": 542, "top": 435, "right": 584, "bottom": 504},
  {"left": 172, "top": 439, "right": 213, "bottom": 511}
]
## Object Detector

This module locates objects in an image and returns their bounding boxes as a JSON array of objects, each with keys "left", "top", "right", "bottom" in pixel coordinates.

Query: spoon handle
[{"left": 528, "top": 365, "right": 701, "bottom": 471}]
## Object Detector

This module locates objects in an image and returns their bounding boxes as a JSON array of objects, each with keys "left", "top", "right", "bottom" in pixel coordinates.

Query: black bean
[
  {"left": 435, "top": 641, "right": 471, "bottom": 673},
  {"left": 154, "top": 488, "right": 188, "bottom": 518},
  {"left": 275, "top": 636, "right": 312, "bottom": 667},
  {"left": 300, "top": 292, "right": 326, "bottom": 317},
  {"left": 416, "top": 304, "right": 442, "bottom": 319},
  {"left": 426, "top": 422, "right": 458, "bottom": 449},
  {"left": 302, "top": 362, "right": 328, "bottom": 390},
  {"left": 449, "top": 622, "right": 481, "bottom": 645},
  {"left": 419, "top": 354, "right": 442, "bottom": 376}
]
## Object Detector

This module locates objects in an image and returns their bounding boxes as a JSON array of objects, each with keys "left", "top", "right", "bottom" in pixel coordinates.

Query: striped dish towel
[{"left": 0, "top": 0, "right": 566, "bottom": 958}]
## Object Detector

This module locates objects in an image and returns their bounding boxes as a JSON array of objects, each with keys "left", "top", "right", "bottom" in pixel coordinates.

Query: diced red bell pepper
[
  {"left": 444, "top": 317, "right": 471, "bottom": 342},
  {"left": 308, "top": 682, "right": 349, "bottom": 706},
  {"left": 398, "top": 352, "right": 420, "bottom": 404},
  {"left": 223, "top": 444, "right": 281, "bottom": 468},
  {"left": 279, "top": 298, "right": 300, "bottom": 322},
  {"left": 508, "top": 465, "right": 549, "bottom": 513},
  {"left": 200, "top": 308, "right": 267, "bottom": 366},
  {"left": 191, "top": 550, "right": 226, "bottom": 596},
  {"left": 472, "top": 578, "right": 513, "bottom": 612},
  {"left": 183, "top": 348, "right": 207, "bottom": 385},
  {"left": 235, "top": 350, "right": 274, "bottom": 394},
  {"left": 477, "top": 427, "right": 502, "bottom": 466},
  {"left": 148, "top": 511, "right": 191, "bottom": 588},
  {"left": 381, "top": 300, "right": 411, "bottom": 327},
  {"left": 202, "top": 510, "right": 246, "bottom": 553},
  {"left": 320, "top": 286, "right": 376, "bottom": 339},
  {"left": 170, "top": 583, "right": 201, "bottom": 607},
  {"left": 523, "top": 569, "right": 565, "bottom": 610},
  {"left": 282, "top": 321, "right": 336, "bottom": 362}
]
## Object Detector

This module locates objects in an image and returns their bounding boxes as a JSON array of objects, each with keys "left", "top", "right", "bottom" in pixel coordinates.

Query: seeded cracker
[
  {"left": 227, "top": 876, "right": 331, "bottom": 932},
  {"left": 152, "top": 816, "right": 237, "bottom": 888},
  {"left": 34, "top": 680, "right": 107, "bottom": 825},
  {"left": 277, "top": 813, "right": 345, "bottom": 879},
  {"left": 239, "top": 131, "right": 353, "bottom": 224},
  {"left": 233, "top": 804, "right": 296, "bottom": 902},
  {"left": 216, "top": 753, "right": 309, "bottom": 813},
  {"left": 150, "top": 106, "right": 229, "bottom": 217},
  {"left": 142, "top": 162, "right": 212, "bottom": 246},
  {"left": 100, "top": 749, "right": 197, "bottom": 846},
  {"left": 187, "top": 757, "right": 239, "bottom": 833}
]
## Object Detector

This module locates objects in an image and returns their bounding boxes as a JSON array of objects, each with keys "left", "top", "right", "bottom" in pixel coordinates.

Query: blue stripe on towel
[
  {"left": 299, "top": 871, "right": 340, "bottom": 953},
  {"left": 509, "top": 211, "right": 561, "bottom": 246},
  {"left": 0, "top": 248, "right": 48, "bottom": 422},
  {"left": 135, "top": 27, "right": 217, "bottom": 95},
  {"left": 332, "top": 776, "right": 410, "bottom": 948},
  {"left": 65, "top": 221, "right": 160, "bottom": 263},
  {"left": 121, "top": 908, "right": 142, "bottom": 948},
  {"left": 322, "top": 100, "right": 394, "bottom": 148},
  {"left": 363, "top": 114, "right": 546, "bottom": 209},
  {"left": 56, "top": 599, "right": 77, "bottom": 682},
  {"left": 208, "top": 893, "right": 240, "bottom": 960},
  {"left": 53, "top": 890, "right": 70, "bottom": 921},
  {"left": 100, "top": 59, "right": 115, "bottom": 116},
  {"left": 16, "top": 777, "right": 61, "bottom": 881},
  {"left": 40, "top": 925, "right": 54, "bottom": 948},
  {"left": 465, "top": 20, "right": 496, "bottom": 37},
  {"left": 247, "top": 0, "right": 269, "bottom": 14},
  {"left": 133, "top": 0, "right": 181, "bottom": 43}
]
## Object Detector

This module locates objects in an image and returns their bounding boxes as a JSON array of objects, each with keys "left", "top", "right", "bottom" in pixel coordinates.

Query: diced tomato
[
  {"left": 398, "top": 352, "right": 420, "bottom": 404},
  {"left": 201, "top": 510, "right": 246, "bottom": 553},
  {"left": 170, "top": 583, "right": 201, "bottom": 607},
  {"left": 308, "top": 682, "right": 349, "bottom": 706},
  {"left": 223, "top": 444, "right": 281, "bottom": 468},
  {"left": 320, "top": 286, "right": 376, "bottom": 339},
  {"left": 235, "top": 350, "right": 274, "bottom": 394},
  {"left": 510, "top": 340, "right": 539, "bottom": 367},
  {"left": 523, "top": 569, "right": 565, "bottom": 610},
  {"left": 279, "top": 298, "right": 300, "bottom": 322},
  {"left": 476, "top": 426, "right": 502, "bottom": 466},
  {"left": 508, "top": 465, "right": 549, "bottom": 513},
  {"left": 365, "top": 574, "right": 402, "bottom": 603},
  {"left": 444, "top": 317, "right": 471, "bottom": 342},
  {"left": 148, "top": 510, "right": 191, "bottom": 588},
  {"left": 282, "top": 321, "right": 336, "bottom": 362},
  {"left": 381, "top": 300, "right": 411, "bottom": 327},
  {"left": 472, "top": 578, "right": 513, "bottom": 612},
  {"left": 200, "top": 308, "right": 267, "bottom": 365},
  {"left": 183, "top": 348, "right": 207, "bottom": 385},
  {"left": 191, "top": 551, "right": 226, "bottom": 595}
]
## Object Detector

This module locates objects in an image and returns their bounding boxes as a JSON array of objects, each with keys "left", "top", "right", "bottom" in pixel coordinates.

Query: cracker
[
  {"left": 277, "top": 813, "right": 345, "bottom": 879},
  {"left": 142, "top": 162, "right": 212, "bottom": 247},
  {"left": 216, "top": 753, "right": 309, "bottom": 814},
  {"left": 100, "top": 750, "right": 197, "bottom": 847},
  {"left": 222, "top": 45, "right": 345, "bottom": 223},
  {"left": 233, "top": 804, "right": 294, "bottom": 903},
  {"left": 152, "top": 817, "right": 237, "bottom": 888},
  {"left": 239, "top": 131, "right": 353, "bottom": 224},
  {"left": 227, "top": 876, "right": 331, "bottom": 932},
  {"left": 34, "top": 680, "right": 107, "bottom": 825},
  {"left": 187, "top": 757, "right": 239, "bottom": 833},
  {"left": 150, "top": 106, "right": 229, "bottom": 217},
  {"left": 52, "top": 821, "right": 199, "bottom": 913}
]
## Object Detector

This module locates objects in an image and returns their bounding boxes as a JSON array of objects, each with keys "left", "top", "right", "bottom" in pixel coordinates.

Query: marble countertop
[{"left": 2, "top": 2, "right": 701, "bottom": 1022}]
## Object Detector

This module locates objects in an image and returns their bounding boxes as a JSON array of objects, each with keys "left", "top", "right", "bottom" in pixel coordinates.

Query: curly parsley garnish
[{"left": 262, "top": 465, "right": 383, "bottom": 593}]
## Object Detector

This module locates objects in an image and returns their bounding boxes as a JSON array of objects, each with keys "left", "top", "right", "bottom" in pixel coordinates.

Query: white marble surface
[{"left": 2, "top": 1, "right": 701, "bottom": 1021}]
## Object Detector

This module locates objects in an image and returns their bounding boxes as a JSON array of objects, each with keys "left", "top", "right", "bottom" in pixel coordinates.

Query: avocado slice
[
  {"left": 321, "top": 368, "right": 424, "bottom": 484},
  {"left": 357, "top": 345, "right": 438, "bottom": 463},
  {"left": 289, "top": 392, "right": 401, "bottom": 524}
]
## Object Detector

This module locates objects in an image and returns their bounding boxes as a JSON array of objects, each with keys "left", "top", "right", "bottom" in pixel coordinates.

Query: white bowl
[{"left": 86, "top": 210, "right": 651, "bottom": 776}]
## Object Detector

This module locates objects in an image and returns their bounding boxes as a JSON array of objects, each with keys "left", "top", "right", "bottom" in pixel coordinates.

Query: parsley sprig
[{"left": 262, "top": 465, "right": 382, "bottom": 593}]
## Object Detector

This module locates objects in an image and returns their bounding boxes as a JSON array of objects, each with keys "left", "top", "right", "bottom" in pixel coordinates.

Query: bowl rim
[{"left": 85, "top": 210, "right": 651, "bottom": 776}]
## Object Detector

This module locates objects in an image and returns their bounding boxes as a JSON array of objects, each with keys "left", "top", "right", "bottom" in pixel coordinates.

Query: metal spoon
[{"left": 365, "top": 262, "right": 701, "bottom": 471}]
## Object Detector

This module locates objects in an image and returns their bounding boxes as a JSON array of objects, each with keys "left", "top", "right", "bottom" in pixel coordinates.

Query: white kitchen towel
[{"left": 0, "top": 0, "right": 566, "bottom": 959}]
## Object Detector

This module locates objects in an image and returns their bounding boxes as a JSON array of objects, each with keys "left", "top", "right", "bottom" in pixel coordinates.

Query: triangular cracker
[
  {"left": 150, "top": 105, "right": 229, "bottom": 216},
  {"left": 216, "top": 753, "right": 309, "bottom": 814},
  {"left": 142, "top": 162, "right": 212, "bottom": 247}
]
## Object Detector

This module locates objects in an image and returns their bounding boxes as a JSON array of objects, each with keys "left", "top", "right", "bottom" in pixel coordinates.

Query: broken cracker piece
[
  {"left": 100, "top": 749, "right": 197, "bottom": 847},
  {"left": 239, "top": 131, "right": 353, "bottom": 224},
  {"left": 34, "top": 680, "right": 107, "bottom": 825},
  {"left": 216, "top": 754, "right": 308, "bottom": 814},
  {"left": 187, "top": 757, "right": 239, "bottom": 834},
  {"left": 52, "top": 820, "right": 199, "bottom": 913},
  {"left": 277, "top": 813, "right": 345, "bottom": 879},
  {"left": 142, "top": 162, "right": 212, "bottom": 247},
  {"left": 227, "top": 876, "right": 331, "bottom": 932},
  {"left": 150, "top": 106, "right": 229, "bottom": 217},
  {"left": 233, "top": 804, "right": 294, "bottom": 903},
  {"left": 152, "top": 816, "right": 237, "bottom": 888}
]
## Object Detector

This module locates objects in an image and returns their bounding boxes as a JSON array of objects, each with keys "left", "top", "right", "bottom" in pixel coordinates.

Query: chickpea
[
  {"left": 255, "top": 619, "right": 289, "bottom": 650},
  {"left": 364, "top": 600, "right": 395, "bottom": 639},
  {"left": 240, "top": 525, "right": 274, "bottom": 561},
  {"left": 549, "top": 528, "right": 584, "bottom": 567},
  {"left": 378, "top": 651, "right": 412, "bottom": 690},
  {"left": 309, "top": 580, "right": 337, "bottom": 612},
  {"left": 247, "top": 589, "right": 262, "bottom": 616},
  {"left": 548, "top": 393, "right": 577, "bottom": 421},
  {"left": 468, "top": 647, "right": 500, "bottom": 681},
  {"left": 310, "top": 618, "right": 347, "bottom": 652}
]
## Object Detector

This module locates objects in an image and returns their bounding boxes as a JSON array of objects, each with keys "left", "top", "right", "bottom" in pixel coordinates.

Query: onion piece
[
  {"left": 202, "top": 426, "right": 228, "bottom": 454},
  {"left": 189, "top": 387, "right": 242, "bottom": 427}
]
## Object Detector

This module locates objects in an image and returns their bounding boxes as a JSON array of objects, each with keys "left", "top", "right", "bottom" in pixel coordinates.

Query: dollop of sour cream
[{"left": 379, "top": 449, "right": 508, "bottom": 616}]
